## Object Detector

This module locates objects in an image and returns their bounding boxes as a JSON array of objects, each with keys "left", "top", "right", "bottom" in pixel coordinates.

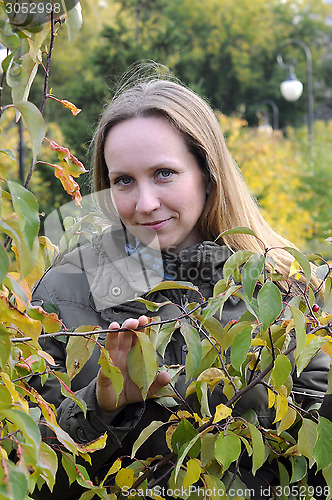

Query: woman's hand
[{"left": 96, "top": 315, "right": 171, "bottom": 413}]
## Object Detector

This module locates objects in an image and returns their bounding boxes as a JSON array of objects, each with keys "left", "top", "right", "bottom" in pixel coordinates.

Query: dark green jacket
[{"left": 30, "top": 227, "right": 330, "bottom": 500}]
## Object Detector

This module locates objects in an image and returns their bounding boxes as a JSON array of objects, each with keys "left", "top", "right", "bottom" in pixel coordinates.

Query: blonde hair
[{"left": 92, "top": 67, "right": 317, "bottom": 288}]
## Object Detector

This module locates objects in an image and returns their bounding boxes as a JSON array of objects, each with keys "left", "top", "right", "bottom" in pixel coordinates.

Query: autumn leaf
[
  {"left": 0, "top": 294, "right": 42, "bottom": 344},
  {"left": 60, "top": 99, "right": 82, "bottom": 116},
  {"left": 53, "top": 163, "right": 83, "bottom": 207}
]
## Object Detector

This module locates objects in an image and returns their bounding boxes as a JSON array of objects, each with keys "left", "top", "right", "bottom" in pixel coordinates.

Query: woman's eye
[
  {"left": 114, "top": 176, "right": 133, "bottom": 186},
  {"left": 156, "top": 169, "right": 174, "bottom": 179}
]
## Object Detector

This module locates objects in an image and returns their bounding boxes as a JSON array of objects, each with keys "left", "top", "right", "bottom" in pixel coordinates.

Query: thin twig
[
  {"left": 10, "top": 301, "right": 208, "bottom": 343},
  {"left": 24, "top": 8, "right": 56, "bottom": 190}
]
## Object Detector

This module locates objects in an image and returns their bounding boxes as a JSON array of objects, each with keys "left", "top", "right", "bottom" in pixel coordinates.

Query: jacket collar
[{"left": 89, "top": 226, "right": 232, "bottom": 311}]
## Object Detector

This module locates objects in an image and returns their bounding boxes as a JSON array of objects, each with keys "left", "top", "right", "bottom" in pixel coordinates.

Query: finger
[
  {"left": 147, "top": 371, "right": 171, "bottom": 398},
  {"left": 121, "top": 317, "right": 139, "bottom": 330},
  {"left": 137, "top": 315, "right": 149, "bottom": 327},
  {"left": 108, "top": 321, "right": 121, "bottom": 330}
]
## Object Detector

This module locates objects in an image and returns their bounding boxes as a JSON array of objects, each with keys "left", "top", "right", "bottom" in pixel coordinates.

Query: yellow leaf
[
  {"left": 66, "top": 329, "right": 99, "bottom": 379},
  {"left": 77, "top": 433, "right": 107, "bottom": 454},
  {"left": 0, "top": 295, "right": 42, "bottom": 344},
  {"left": 7, "top": 272, "right": 31, "bottom": 311},
  {"left": 43, "top": 312, "right": 62, "bottom": 333},
  {"left": 321, "top": 339, "right": 332, "bottom": 359},
  {"left": 185, "top": 380, "right": 197, "bottom": 397},
  {"left": 39, "top": 235, "right": 59, "bottom": 256},
  {"left": 37, "top": 350, "right": 55, "bottom": 366},
  {"left": 267, "top": 388, "right": 275, "bottom": 408},
  {"left": 197, "top": 367, "right": 225, "bottom": 392},
  {"left": 273, "top": 394, "right": 289, "bottom": 423},
  {"left": 166, "top": 424, "right": 177, "bottom": 451},
  {"left": 53, "top": 165, "right": 82, "bottom": 207},
  {"left": 176, "top": 410, "right": 192, "bottom": 420},
  {"left": 251, "top": 338, "right": 266, "bottom": 347},
  {"left": 183, "top": 458, "right": 202, "bottom": 489},
  {"left": 60, "top": 99, "right": 82, "bottom": 116},
  {"left": 107, "top": 458, "right": 122, "bottom": 475},
  {"left": 289, "top": 260, "right": 302, "bottom": 280},
  {"left": 1, "top": 371, "right": 19, "bottom": 401},
  {"left": 213, "top": 403, "right": 232, "bottom": 423},
  {"left": 277, "top": 406, "right": 297, "bottom": 435},
  {"left": 115, "top": 468, "right": 135, "bottom": 489}
]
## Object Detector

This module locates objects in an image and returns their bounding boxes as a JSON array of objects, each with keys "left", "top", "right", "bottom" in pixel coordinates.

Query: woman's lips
[{"left": 140, "top": 218, "right": 171, "bottom": 230}]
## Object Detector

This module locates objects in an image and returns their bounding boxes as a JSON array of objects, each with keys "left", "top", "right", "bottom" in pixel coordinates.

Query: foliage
[
  {"left": 1, "top": 3, "right": 332, "bottom": 500},
  {"left": 217, "top": 113, "right": 332, "bottom": 257}
]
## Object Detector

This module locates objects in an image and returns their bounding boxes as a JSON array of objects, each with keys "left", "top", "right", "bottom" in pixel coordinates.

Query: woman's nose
[{"left": 135, "top": 187, "right": 161, "bottom": 214}]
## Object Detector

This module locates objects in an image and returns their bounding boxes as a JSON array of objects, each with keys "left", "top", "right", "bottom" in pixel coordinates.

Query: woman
[{"left": 31, "top": 71, "right": 329, "bottom": 499}]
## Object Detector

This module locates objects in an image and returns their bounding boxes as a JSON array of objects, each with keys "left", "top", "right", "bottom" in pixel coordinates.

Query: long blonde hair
[{"left": 92, "top": 68, "right": 317, "bottom": 287}]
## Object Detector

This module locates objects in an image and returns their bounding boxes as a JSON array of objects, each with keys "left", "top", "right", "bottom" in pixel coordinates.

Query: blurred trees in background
[{"left": 2, "top": 0, "right": 332, "bottom": 254}]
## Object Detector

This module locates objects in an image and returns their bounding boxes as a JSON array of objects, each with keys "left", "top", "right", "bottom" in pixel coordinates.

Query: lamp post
[
  {"left": 258, "top": 99, "right": 279, "bottom": 131},
  {"left": 277, "top": 39, "right": 313, "bottom": 147}
]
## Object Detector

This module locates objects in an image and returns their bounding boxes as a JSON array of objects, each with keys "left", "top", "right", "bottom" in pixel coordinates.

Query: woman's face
[{"left": 104, "top": 116, "right": 207, "bottom": 253}]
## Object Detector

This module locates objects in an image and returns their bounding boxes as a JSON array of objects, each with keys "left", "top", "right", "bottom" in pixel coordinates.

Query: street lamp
[
  {"left": 277, "top": 39, "right": 313, "bottom": 147},
  {"left": 257, "top": 99, "right": 279, "bottom": 130}
]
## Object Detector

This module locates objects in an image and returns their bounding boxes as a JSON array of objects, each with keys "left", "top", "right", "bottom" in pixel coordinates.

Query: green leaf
[
  {"left": 218, "top": 226, "right": 258, "bottom": 238},
  {"left": 0, "top": 148, "right": 16, "bottom": 160},
  {"left": 214, "top": 432, "right": 241, "bottom": 470},
  {"left": 0, "top": 384, "right": 13, "bottom": 410},
  {"left": 201, "top": 433, "right": 217, "bottom": 467},
  {"left": 46, "top": 420, "right": 78, "bottom": 455},
  {"left": 0, "top": 461, "right": 28, "bottom": 500},
  {"left": 223, "top": 250, "right": 253, "bottom": 282},
  {"left": 323, "top": 463, "right": 332, "bottom": 500},
  {"left": 270, "top": 354, "right": 292, "bottom": 389},
  {"left": 180, "top": 323, "right": 202, "bottom": 380},
  {"left": 7, "top": 180, "right": 39, "bottom": 251},
  {"left": 131, "top": 420, "right": 166, "bottom": 458},
  {"left": 3, "top": 274, "right": 29, "bottom": 306},
  {"left": 14, "top": 100, "right": 46, "bottom": 162},
  {"left": 147, "top": 280, "right": 199, "bottom": 295},
  {"left": 313, "top": 417, "right": 332, "bottom": 471},
  {"left": 155, "top": 320, "right": 178, "bottom": 357},
  {"left": 173, "top": 430, "right": 201, "bottom": 481},
  {"left": 257, "top": 281, "right": 282, "bottom": 331},
  {"left": 127, "top": 331, "right": 158, "bottom": 397},
  {"left": 134, "top": 297, "right": 171, "bottom": 311},
  {"left": 248, "top": 423, "right": 266, "bottom": 474},
  {"left": 38, "top": 441, "right": 58, "bottom": 490},
  {"left": 52, "top": 371, "right": 87, "bottom": 415},
  {"left": 171, "top": 419, "right": 200, "bottom": 459},
  {"left": 202, "top": 285, "right": 240, "bottom": 321},
  {"left": 204, "top": 475, "right": 226, "bottom": 499},
  {"left": 296, "top": 336, "right": 328, "bottom": 376},
  {"left": 297, "top": 418, "right": 318, "bottom": 467},
  {"left": 290, "top": 455, "right": 307, "bottom": 483},
  {"left": 0, "top": 323, "right": 12, "bottom": 371},
  {"left": 290, "top": 306, "right": 306, "bottom": 357},
  {"left": 65, "top": 2, "right": 83, "bottom": 42},
  {"left": 277, "top": 462, "right": 289, "bottom": 500},
  {"left": 242, "top": 253, "right": 265, "bottom": 301},
  {"left": 230, "top": 325, "right": 252, "bottom": 372},
  {"left": 284, "top": 247, "right": 311, "bottom": 286},
  {"left": 325, "top": 277, "right": 332, "bottom": 314},
  {"left": 98, "top": 346, "right": 123, "bottom": 405},
  {"left": 0, "top": 243, "right": 10, "bottom": 285},
  {"left": 66, "top": 330, "right": 99, "bottom": 379},
  {"left": 2, "top": 408, "right": 41, "bottom": 455}
]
